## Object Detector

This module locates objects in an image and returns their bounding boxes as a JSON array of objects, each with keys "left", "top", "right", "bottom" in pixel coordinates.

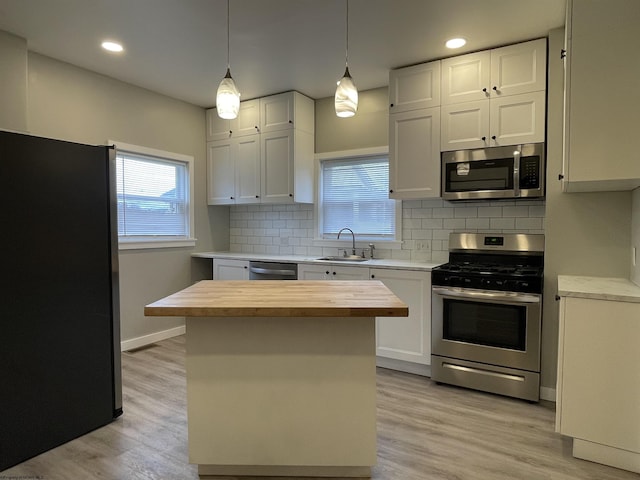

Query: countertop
[
  {"left": 557, "top": 275, "right": 640, "bottom": 303},
  {"left": 144, "top": 280, "right": 409, "bottom": 317},
  {"left": 191, "top": 251, "right": 442, "bottom": 271}
]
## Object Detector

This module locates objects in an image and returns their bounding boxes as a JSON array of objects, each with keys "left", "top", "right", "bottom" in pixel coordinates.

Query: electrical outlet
[{"left": 416, "top": 241, "right": 430, "bottom": 251}]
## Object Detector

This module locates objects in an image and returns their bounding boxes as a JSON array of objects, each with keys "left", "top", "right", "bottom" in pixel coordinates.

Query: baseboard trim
[
  {"left": 376, "top": 357, "right": 431, "bottom": 377},
  {"left": 121, "top": 325, "right": 186, "bottom": 352},
  {"left": 540, "top": 386, "right": 556, "bottom": 402}
]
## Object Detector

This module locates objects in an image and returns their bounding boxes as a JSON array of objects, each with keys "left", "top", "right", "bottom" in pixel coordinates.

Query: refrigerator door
[{"left": 0, "top": 131, "right": 122, "bottom": 471}]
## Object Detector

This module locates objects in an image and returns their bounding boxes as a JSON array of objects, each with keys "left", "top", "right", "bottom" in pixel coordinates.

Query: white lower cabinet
[
  {"left": 213, "top": 259, "right": 249, "bottom": 280},
  {"left": 556, "top": 295, "right": 640, "bottom": 473},
  {"left": 370, "top": 268, "right": 431, "bottom": 366},
  {"left": 297, "top": 264, "right": 369, "bottom": 281},
  {"left": 298, "top": 264, "right": 433, "bottom": 372}
]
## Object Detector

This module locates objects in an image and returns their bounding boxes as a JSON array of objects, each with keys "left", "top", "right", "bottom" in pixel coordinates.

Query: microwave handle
[{"left": 513, "top": 150, "right": 520, "bottom": 197}]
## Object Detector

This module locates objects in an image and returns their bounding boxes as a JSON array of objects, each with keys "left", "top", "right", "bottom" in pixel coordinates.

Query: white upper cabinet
[
  {"left": 490, "top": 40, "right": 547, "bottom": 97},
  {"left": 442, "top": 38, "right": 547, "bottom": 105},
  {"left": 389, "top": 60, "right": 441, "bottom": 113},
  {"left": 562, "top": 0, "right": 640, "bottom": 192},
  {"left": 389, "top": 107, "right": 441, "bottom": 199},
  {"left": 440, "top": 39, "right": 547, "bottom": 151},
  {"left": 206, "top": 109, "right": 231, "bottom": 142},
  {"left": 206, "top": 140, "right": 235, "bottom": 204},
  {"left": 206, "top": 91, "right": 314, "bottom": 205},
  {"left": 441, "top": 51, "right": 491, "bottom": 104},
  {"left": 232, "top": 99, "right": 260, "bottom": 137},
  {"left": 259, "top": 91, "right": 314, "bottom": 134}
]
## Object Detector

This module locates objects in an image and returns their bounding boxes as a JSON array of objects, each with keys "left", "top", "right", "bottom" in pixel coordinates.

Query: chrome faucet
[{"left": 337, "top": 227, "right": 356, "bottom": 256}]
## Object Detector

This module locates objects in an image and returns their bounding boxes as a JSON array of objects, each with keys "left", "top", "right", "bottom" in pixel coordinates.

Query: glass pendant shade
[
  {"left": 216, "top": 68, "right": 240, "bottom": 120},
  {"left": 335, "top": 67, "right": 358, "bottom": 118}
]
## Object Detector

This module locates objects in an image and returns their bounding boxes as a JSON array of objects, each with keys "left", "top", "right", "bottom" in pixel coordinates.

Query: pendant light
[
  {"left": 216, "top": 0, "right": 240, "bottom": 119},
  {"left": 335, "top": 0, "right": 358, "bottom": 117}
]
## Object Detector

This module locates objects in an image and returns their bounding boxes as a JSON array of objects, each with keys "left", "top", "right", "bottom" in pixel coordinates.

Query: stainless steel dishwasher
[{"left": 249, "top": 261, "right": 298, "bottom": 280}]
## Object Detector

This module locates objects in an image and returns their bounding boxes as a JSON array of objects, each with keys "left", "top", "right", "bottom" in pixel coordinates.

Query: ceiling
[{"left": 0, "top": 0, "right": 566, "bottom": 108}]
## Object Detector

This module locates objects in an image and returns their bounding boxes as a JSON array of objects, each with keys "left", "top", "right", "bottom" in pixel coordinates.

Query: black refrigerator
[{"left": 0, "top": 131, "right": 122, "bottom": 471}]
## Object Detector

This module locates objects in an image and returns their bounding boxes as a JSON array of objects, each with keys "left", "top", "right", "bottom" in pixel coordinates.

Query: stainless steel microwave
[{"left": 441, "top": 143, "right": 545, "bottom": 201}]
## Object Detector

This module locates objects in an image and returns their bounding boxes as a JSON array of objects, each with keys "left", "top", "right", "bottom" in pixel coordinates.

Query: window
[
  {"left": 111, "top": 141, "right": 195, "bottom": 249},
  {"left": 319, "top": 154, "right": 399, "bottom": 241}
]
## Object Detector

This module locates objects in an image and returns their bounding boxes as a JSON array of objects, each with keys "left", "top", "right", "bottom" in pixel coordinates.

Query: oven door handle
[{"left": 432, "top": 287, "right": 541, "bottom": 304}]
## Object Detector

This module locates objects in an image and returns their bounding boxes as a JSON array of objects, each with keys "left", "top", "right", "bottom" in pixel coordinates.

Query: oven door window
[
  {"left": 444, "top": 158, "right": 514, "bottom": 193},
  {"left": 442, "top": 298, "right": 526, "bottom": 350}
]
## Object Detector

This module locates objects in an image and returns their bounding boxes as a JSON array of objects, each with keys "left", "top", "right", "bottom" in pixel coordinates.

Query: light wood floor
[{"left": 4, "top": 335, "right": 638, "bottom": 480}]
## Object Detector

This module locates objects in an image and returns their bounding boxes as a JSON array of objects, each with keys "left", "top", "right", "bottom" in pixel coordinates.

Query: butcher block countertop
[{"left": 144, "top": 280, "right": 409, "bottom": 318}]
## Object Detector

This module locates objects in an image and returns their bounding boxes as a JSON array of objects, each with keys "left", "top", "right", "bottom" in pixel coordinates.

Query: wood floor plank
[{"left": 3, "top": 335, "right": 638, "bottom": 479}]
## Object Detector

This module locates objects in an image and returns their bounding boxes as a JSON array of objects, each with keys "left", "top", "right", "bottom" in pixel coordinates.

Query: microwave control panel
[{"left": 519, "top": 156, "right": 540, "bottom": 189}]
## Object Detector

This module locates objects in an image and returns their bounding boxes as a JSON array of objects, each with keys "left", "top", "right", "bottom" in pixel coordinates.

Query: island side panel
[{"left": 185, "top": 315, "right": 377, "bottom": 471}]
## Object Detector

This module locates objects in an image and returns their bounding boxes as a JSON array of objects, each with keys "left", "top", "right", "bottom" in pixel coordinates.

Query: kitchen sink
[{"left": 317, "top": 256, "right": 369, "bottom": 262}]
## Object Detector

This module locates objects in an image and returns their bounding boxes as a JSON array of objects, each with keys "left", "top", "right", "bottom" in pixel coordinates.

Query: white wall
[
  {"left": 24, "top": 52, "right": 228, "bottom": 347},
  {"left": 0, "top": 30, "right": 27, "bottom": 132}
]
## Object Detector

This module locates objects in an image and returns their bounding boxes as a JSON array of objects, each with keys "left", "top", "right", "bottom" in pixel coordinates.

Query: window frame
[
  {"left": 109, "top": 140, "right": 196, "bottom": 250},
  {"left": 314, "top": 147, "right": 402, "bottom": 250}
]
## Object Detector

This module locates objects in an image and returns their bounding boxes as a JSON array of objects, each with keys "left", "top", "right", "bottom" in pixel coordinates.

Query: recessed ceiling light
[
  {"left": 101, "top": 41, "right": 124, "bottom": 53},
  {"left": 446, "top": 38, "right": 467, "bottom": 49}
]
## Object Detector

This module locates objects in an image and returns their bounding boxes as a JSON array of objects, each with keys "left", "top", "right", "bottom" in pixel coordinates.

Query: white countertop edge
[
  {"left": 557, "top": 275, "right": 640, "bottom": 303},
  {"left": 192, "top": 251, "right": 442, "bottom": 271}
]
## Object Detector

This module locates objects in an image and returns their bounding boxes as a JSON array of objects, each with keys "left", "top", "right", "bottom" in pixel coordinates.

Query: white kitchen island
[{"left": 144, "top": 280, "right": 408, "bottom": 478}]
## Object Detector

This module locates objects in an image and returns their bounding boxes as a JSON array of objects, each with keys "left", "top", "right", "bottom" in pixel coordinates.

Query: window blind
[
  {"left": 321, "top": 156, "right": 395, "bottom": 239},
  {"left": 115, "top": 153, "right": 189, "bottom": 237}
]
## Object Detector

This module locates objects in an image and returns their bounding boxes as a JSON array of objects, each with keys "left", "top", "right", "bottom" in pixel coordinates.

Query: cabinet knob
[
  {"left": 229, "top": 130, "right": 233, "bottom": 135},
  {"left": 256, "top": 195, "right": 260, "bottom": 198},
  {"left": 389, "top": 189, "right": 394, "bottom": 194},
  {"left": 243, "top": 266, "right": 248, "bottom": 269},
  {"left": 332, "top": 271, "right": 336, "bottom": 275},
  {"left": 558, "top": 174, "right": 565, "bottom": 180},
  {"left": 482, "top": 88, "right": 488, "bottom": 93},
  {"left": 325, "top": 271, "right": 330, "bottom": 275},
  {"left": 491, "top": 135, "right": 497, "bottom": 140},
  {"left": 230, "top": 196, "right": 234, "bottom": 199},
  {"left": 481, "top": 136, "right": 486, "bottom": 141},
  {"left": 560, "top": 49, "right": 567, "bottom": 59},
  {"left": 371, "top": 274, "right": 375, "bottom": 279},
  {"left": 289, "top": 193, "right": 293, "bottom": 197},
  {"left": 492, "top": 86, "right": 498, "bottom": 91},
  {"left": 288, "top": 120, "right": 293, "bottom": 124},
  {"left": 390, "top": 103, "right": 394, "bottom": 107}
]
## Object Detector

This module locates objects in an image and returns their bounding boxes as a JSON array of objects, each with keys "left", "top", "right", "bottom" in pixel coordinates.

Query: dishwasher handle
[{"left": 249, "top": 266, "right": 297, "bottom": 276}]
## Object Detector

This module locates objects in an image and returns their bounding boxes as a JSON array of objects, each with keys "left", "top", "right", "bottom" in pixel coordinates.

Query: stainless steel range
[{"left": 431, "top": 233, "right": 544, "bottom": 402}]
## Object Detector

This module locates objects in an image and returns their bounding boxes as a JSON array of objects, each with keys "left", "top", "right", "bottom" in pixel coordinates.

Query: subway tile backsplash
[{"left": 229, "top": 198, "right": 545, "bottom": 263}]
